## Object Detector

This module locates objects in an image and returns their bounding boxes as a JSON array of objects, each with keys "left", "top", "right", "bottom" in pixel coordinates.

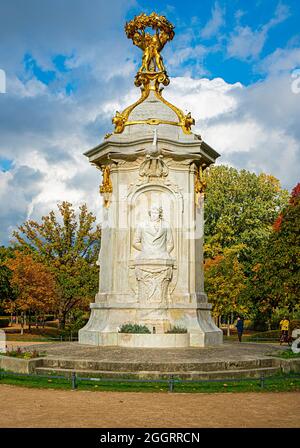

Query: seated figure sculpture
[
  {"left": 132, "top": 205, "right": 175, "bottom": 305},
  {"left": 133, "top": 205, "right": 174, "bottom": 260}
]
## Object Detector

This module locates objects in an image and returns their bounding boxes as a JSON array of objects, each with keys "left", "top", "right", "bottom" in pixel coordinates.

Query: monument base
[
  {"left": 78, "top": 302, "right": 223, "bottom": 347},
  {"left": 78, "top": 331, "right": 223, "bottom": 347}
]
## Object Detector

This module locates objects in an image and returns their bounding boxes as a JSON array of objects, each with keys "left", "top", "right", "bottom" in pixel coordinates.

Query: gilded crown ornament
[{"left": 112, "top": 12, "right": 195, "bottom": 135}]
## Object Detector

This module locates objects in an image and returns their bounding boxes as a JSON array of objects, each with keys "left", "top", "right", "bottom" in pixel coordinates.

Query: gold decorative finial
[{"left": 111, "top": 12, "right": 195, "bottom": 135}]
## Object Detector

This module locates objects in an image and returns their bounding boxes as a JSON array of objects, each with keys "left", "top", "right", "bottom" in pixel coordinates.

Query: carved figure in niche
[
  {"left": 133, "top": 205, "right": 174, "bottom": 259},
  {"left": 132, "top": 205, "right": 174, "bottom": 303}
]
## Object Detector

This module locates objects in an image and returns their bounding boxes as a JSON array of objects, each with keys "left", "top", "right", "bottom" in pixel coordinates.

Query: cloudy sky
[{"left": 0, "top": 0, "right": 300, "bottom": 245}]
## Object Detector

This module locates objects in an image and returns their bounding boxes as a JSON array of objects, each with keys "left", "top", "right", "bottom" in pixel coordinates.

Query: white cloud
[
  {"left": 227, "top": 26, "right": 267, "bottom": 60},
  {"left": 201, "top": 2, "right": 225, "bottom": 39},
  {"left": 166, "top": 77, "right": 242, "bottom": 119},
  {"left": 257, "top": 47, "right": 300, "bottom": 75},
  {"left": 166, "top": 75, "right": 299, "bottom": 191},
  {"left": 227, "top": 2, "right": 290, "bottom": 60}
]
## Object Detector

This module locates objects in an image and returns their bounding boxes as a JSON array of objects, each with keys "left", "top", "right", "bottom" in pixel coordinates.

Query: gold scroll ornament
[
  {"left": 100, "top": 165, "right": 113, "bottom": 208},
  {"left": 112, "top": 13, "right": 195, "bottom": 135}
]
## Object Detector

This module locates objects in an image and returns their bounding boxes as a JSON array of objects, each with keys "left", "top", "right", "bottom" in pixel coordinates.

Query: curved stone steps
[
  {"left": 40, "top": 357, "right": 275, "bottom": 373},
  {"left": 35, "top": 365, "right": 280, "bottom": 380}
]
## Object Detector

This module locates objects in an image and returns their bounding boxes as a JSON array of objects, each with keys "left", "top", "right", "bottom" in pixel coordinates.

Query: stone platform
[{"left": 13, "top": 341, "right": 298, "bottom": 380}]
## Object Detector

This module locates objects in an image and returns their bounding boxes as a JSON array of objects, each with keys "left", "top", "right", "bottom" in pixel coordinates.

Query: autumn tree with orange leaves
[
  {"left": 12, "top": 201, "right": 101, "bottom": 329},
  {"left": 5, "top": 252, "right": 56, "bottom": 333}
]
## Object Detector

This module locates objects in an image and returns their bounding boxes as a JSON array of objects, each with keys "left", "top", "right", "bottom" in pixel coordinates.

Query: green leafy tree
[
  {"left": 247, "top": 183, "right": 300, "bottom": 326},
  {"left": 204, "top": 166, "right": 288, "bottom": 262},
  {"left": 203, "top": 166, "right": 288, "bottom": 328},
  {"left": 12, "top": 202, "right": 101, "bottom": 328}
]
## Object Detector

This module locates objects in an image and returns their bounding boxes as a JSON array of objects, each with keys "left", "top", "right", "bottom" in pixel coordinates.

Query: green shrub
[
  {"left": 46, "top": 321, "right": 58, "bottom": 328},
  {"left": 250, "top": 316, "right": 268, "bottom": 332},
  {"left": 243, "top": 319, "right": 252, "bottom": 330},
  {"left": 3, "top": 347, "right": 45, "bottom": 359},
  {"left": 290, "top": 320, "right": 300, "bottom": 334},
  {"left": 166, "top": 326, "right": 187, "bottom": 334},
  {"left": 62, "top": 310, "right": 88, "bottom": 337},
  {"left": 119, "top": 323, "right": 151, "bottom": 334},
  {"left": 0, "top": 319, "right": 10, "bottom": 328},
  {"left": 247, "top": 329, "right": 280, "bottom": 340}
]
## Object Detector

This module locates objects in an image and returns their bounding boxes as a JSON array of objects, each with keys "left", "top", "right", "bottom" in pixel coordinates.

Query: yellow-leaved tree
[{"left": 204, "top": 246, "right": 248, "bottom": 334}]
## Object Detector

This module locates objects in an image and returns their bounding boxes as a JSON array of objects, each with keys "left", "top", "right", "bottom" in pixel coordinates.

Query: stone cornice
[{"left": 84, "top": 136, "right": 220, "bottom": 166}]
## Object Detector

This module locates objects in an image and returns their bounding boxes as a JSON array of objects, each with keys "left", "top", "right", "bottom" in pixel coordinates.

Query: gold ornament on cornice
[
  {"left": 112, "top": 12, "right": 195, "bottom": 135},
  {"left": 195, "top": 164, "right": 207, "bottom": 206},
  {"left": 100, "top": 165, "right": 113, "bottom": 208}
]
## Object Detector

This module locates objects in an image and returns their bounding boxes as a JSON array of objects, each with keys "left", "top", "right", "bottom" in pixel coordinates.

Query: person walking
[
  {"left": 236, "top": 316, "right": 244, "bottom": 342},
  {"left": 279, "top": 316, "right": 290, "bottom": 344}
]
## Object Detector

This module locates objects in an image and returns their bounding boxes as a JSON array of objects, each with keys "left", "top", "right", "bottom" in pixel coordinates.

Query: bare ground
[{"left": 0, "top": 385, "right": 299, "bottom": 428}]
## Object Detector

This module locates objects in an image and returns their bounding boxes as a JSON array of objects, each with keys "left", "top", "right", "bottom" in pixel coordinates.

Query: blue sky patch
[
  {"left": 0, "top": 158, "right": 13, "bottom": 172},
  {"left": 23, "top": 53, "right": 56, "bottom": 85}
]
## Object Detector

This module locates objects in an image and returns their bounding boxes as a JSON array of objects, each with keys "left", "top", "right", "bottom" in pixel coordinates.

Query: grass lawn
[
  {"left": 0, "top": 371, "right": 299, "bottom": 394},
  {"left": 274, "top": 349, "right": 300, "bottom": 359},
  {"left": 3, "top": 324, "right": 76, "bottom": 342}
]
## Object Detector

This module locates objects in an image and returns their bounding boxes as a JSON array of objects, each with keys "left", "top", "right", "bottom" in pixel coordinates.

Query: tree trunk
[
  {"left": 20, "top": 313, "right": 24, "bottom": 335},
  {"left": 28, "top": 312, "right": 31, "bottom": 333},
  {"left": 58, "top": 313, "right": 66, "bottom": 330},
  {"left": 227, "top": 316, "right": 230, "bottom": 336}
]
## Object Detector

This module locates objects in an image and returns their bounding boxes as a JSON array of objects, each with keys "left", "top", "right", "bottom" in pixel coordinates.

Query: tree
[
  {"left": 0, "top": 246, "right": 16, "bottom": 313},
  {"left": 203, "top": 166, "right": 288, "bottom": 329},
  {"left": 247, "top": 183, "right": 300, "bottom": 326},
  {"left": 12, "top": 202, "right": 101, "bottom": 328},
  {"left": 5, "top": 252, "right": 56, "bottom": 333},
  {"left": 204, "top": 166, "right": 288, "bottom": 262},
  {"left": 204, "top": 245, "right": 248, "bottom": 333}
]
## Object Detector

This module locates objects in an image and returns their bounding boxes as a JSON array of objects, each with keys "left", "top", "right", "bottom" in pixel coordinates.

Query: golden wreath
[{"left": 125, "top": 12, "right": 175, "bottom": 41}]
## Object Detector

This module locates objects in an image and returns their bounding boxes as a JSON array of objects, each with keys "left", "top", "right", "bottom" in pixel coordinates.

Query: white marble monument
[
  {"left": 79, "top": 12, "right": 223, "bottom": 347},
  {"left": 0, "top": 330, "right": 6, "bottom": 353}
]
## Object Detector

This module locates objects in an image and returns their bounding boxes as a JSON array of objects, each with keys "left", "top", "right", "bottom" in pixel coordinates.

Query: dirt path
[{"left": 0, "top": 385, "right": 299, "bottom": 428}]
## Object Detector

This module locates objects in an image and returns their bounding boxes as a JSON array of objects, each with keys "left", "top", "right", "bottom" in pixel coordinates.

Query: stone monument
[
  {"left": 0, "top": 330, "right": 6, "bottom": 353},
  {"left": 79, "top": 12, "right": 223, "bottom": 347}
]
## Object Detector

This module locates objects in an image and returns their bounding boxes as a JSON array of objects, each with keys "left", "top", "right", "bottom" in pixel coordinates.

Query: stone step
[
  {"left": 41, "top": 357, "right": 276, "bottom": 372},
  {"left": 35, "top": 366, "right": 280, "bottom": 381}
]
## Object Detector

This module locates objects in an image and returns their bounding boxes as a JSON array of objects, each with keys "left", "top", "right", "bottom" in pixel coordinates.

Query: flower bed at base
[{"left": 1, "top": 347, "right": 46, "bottom": 359}]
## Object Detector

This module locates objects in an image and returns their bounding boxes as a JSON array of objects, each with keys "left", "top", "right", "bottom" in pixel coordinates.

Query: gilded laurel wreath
[
  {"left": 125, "top": 12, "right": 175, "bottom": 41},
  {"left": 111, "top": 13, "right": 194, "bottom": 135}
]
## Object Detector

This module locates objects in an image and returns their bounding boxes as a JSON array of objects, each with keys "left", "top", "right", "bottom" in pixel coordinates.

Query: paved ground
[
  {"left": 21, "top": 341, "right": 287, "bottom": 363},
  {"left": 0, "top": 384, "right": 299, "bottom": 428}
]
